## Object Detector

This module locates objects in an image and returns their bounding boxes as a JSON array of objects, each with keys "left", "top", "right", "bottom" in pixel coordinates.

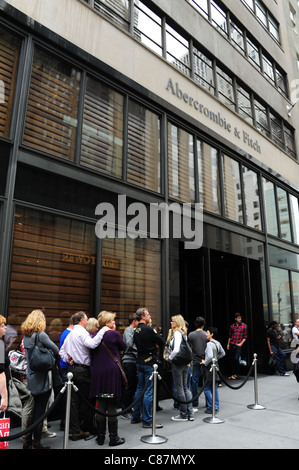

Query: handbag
[
  {"left": 102, "top": 342, "right": 128, "bottom": 389},
  {"left": 172, "top": 332, "right": 193, "bottom": 366},
  {"left": 0, "top": 412, "right": 10, "bottom": 449},
  {"left": 8, "top": 350, "right": 27, "bottom": 372},
  {"left": 29, "top": 333, "right": 56, "bottom": 372}
]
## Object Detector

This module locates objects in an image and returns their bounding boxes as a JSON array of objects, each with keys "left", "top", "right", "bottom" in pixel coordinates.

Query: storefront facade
[{"left": 0, "top": 0, "right": 299, "bottom": 368}]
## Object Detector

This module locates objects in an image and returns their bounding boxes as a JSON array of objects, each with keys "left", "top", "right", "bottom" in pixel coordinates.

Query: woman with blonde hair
[
  {"left": 89, "top": 311, "right": 126, "bottom": 446},
  {"left": 167, "top": 314, "right": 194, "bottom": 422},
  {"left": 21, "top": 309, "right": 59, "bottom": 449}
]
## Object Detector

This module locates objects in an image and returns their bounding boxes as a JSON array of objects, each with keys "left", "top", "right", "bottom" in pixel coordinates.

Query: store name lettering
[
  {"left": 166, "top": 78, "right": 261, "bottom": 154},
  {"left": 61, "top": 252, "right": 96, "bottom": 265}
]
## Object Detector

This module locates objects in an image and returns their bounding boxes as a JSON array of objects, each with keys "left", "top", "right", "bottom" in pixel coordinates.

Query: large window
[
  {"left": 276, "top": 187, "right": 292, "bottom": 242},
  {"left": 0, "top": 26, "right": 21, "bottom": 138},
  {"left": 127, "top": 100, "right": 161, "bottom": 192},
  {"left": 270, "top": 266, "right": 291, "bottom": 341},
  {"left": 81, "top": 76, "right": 124, "bottom": 178},
  {"left": 242, "top": 167, "right": 261, "bottom": 230},
  {"left": 23, "top": 47, "right": 81, "bottom": 161},
  {"left": 222, "top": 155, "right": 243, "bottom": 223},
  {"left": 7, "top": 207, "right": 96, "bottom": 348},
  {"left": 262, "top": 178, "right": 278, "bottom": 237},
  {"left": 197, "top": 139, "right": 221, "bottom": 214},
  {"left": 134, "top": 1, "right": 162, "bottom": 56},
  {"left": 168, "top": 123, "right": 195, "bottom": 203},
  {"left": 101, "top": 237, "right": 161, "bottom": 332}
]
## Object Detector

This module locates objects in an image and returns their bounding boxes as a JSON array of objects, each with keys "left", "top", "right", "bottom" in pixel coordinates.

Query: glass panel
[
  {"left": 23, "top": 47, "right": 81, "bottom": 161},
  {"left": 270, "top": 113, "right": 283, "bottom": 149},
  {"left": 197, "top": 139, "right": 221, "bottom": 214},
  {"left": 292, "top": 271, "right": 299, "bottom": 317},
  {"left": 262, "top": 178, "right": 278, "bottom": 237},
  {"left": 246, "top": 37, "right": 260, "bottom": 69},
  {"left": 188, "top": 0, "right": 209, "bottom": 19},
  {"left": 242, "top": 166, "right": 261, "bottom": 230},
  {"left": 134, "top": 1, "right": 162, "bottom": 56},
  {"left": 230, "top": 20, "right": 245, "bottom": 53},
  {"left": 216, "top": 66, "right": 235, "bottom": 109},
  {"left": 289, "top": 194, "right": 299, "bottom": 245},
  {"left": 168, "top": 123, "right": 195, "bottom": 203},
  {"left": 101, "top": 237, "right": 161, "bottom": 333},
  {"left": 255, "top": 0, "right": 267, "bottom": 27},
  {"left": 284, "top": 126, "right": 296, "bottom": 159},
  {"left": 127, "top": 100, "right": 161, "bottom": 192},
  {"left": 210, "top": 1, "right": 228, "bottom": 37},
  {"left": 276, "top": 68, "right": 287, "bottom": 97},
  {"left": 0, "top": 26, "right": 21, "bottom": 138},
  {"left": 242, "top": 0, "right": 254, "bottom": 11},
  {"left": 7, "top": 207, "right": 96, "bottom": 349},
  {"left": 269, "top": 245, "right": 299, "bottom": 271},
  {"left": 277, "top": 187, "right": 292, "bottom": 242},
  {"left": 270, "top": 266, "right": 291, "bottom": 336},
  {"left": 81, "top": 76, "right": 123, "bottom": 178},
  {"left": 94, "top": 0, "right": 130, "bottom": 30},
  {"left": 166, "top": 23, "right": 190, "bottom": 76},
  {"left": 193, "top": 46, "right": 215, "bottom": 93},
  {"left": 237, "top": 84, "right": 253, "bottom": 125},
  {"left": 0, "top": 143, "right": 10, "bottom": 196},
  {"left": 262, "top": 54, "right": 274, "bottom": 83},
  {"left": 254, "top": 99, "right": 270, "bottom": 137},
  {"left": 222, "top": 155, "right": 243, "bottom": 223},
  {"left": 269, "top": 14, "right": 280, "bottom": 43}
]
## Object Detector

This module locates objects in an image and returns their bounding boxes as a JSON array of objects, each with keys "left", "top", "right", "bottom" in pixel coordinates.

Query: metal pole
[
  {"left": 141, "top": 364, "right": 167, "bottom": 444},
  {"left": 63, "top": 372, "right": 78, "bottom": 449},
  {"left": 247, "top": 354, "right": 266, "bottom": 410},
  {"left": 203, "top": 358, "right": 224, "bottom": 424}
]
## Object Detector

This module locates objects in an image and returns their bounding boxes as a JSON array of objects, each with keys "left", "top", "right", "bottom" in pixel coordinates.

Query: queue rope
[{"left": 218, "top": 361, "right": 254, "bottom": 390}]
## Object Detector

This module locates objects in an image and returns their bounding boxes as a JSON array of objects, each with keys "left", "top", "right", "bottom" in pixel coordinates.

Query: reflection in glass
[
  {"left": 289, "top": 195, "right": 299, "bottom": 245},
  {"left": 197, "top": 140, "right": 221, "bottom": 214},
  {"left": 276, "top": 187, "right": 291, "bottom": 242},
  {"left": 222, "top": 155, "right": 243, "bottom": 223},
  {"left": 270, "top": 266, "right": 291, "bottom": 337},
  {"left": 166, "top": 23, "right": 190, "bottom": 76},
  {"left": 134, "top": 1, "right": 162, "bottom": 56},
  {"left": 262, "top": 178, "right": 278, "bottom": 237},
  {"left": 292, "top": 271, "right": 299, "bottom": 317},
  {"left": 242, "top": 167, "right": 261, "bottom": 230}
]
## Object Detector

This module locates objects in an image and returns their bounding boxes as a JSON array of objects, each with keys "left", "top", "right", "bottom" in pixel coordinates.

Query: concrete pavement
[{"left": 7, "top": 371, "right": 299, "bottom": 451}]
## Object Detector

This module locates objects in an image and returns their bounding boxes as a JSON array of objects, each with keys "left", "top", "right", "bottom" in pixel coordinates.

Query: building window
[
  {"left": 134, "top": 1, "right": 162, "bottom": 56},
  {"left": 168, "top": 123, "right": 195, "bottom": 203},
  {"left": 94, "top": 0, "right": 130, "bottom": 31},
  {"left": 222, "top": 155, "right": 243, "bottom": 223},
  {"left": 166, "top": 23, "right": 191, "bottom": 76},
  {"left": 254, "top": 98, "right": 270, "bottom": 138},
  {"left": 270, "top": 266, "right": 291, "bottom": 334},
  {"left": 237, "top": 83, "right": 253, "bottom": 125},
  {"left": 216, "top": 66, "right": 235, "bottom": 109},
  {"left": 23, "top": 47, "right": 81, "bottom": 161},
  {"left": 7, "top": 207, "right": 96, "bottom": 348},
  {"left": 242, "top": 167, "right": 261, "bottom": 229},
  {"left": 101, "top": 237, "right": 161, "bottom": 332},
  {"left": 284, "top": 125, "right": 296, "bottom": 160},
  {"left": 270, "top": 112, "right": 284, "bottom": 149},
  {"left": 276, "top": 187, "right": 292, "bottom": 242},
  {"left": 289, "top": 194, "right": 299, "bottom": 245},
  {"left": 197, "top": 139, "right": 221, "bottom": 214},
  {"left": 127, "top": 99, "right": 161, "bottom": 192},
  {"left": 81, "top": 76, "right": 123, "bottom": 178},
  {"left": 0, "top": 26, "right": 21, "bottom": 138},
  {"left": 210, "top": 0, "right": 228, "bottom": 37},
  {"left": 193, "top": 46, "right": 215, "bottom": 94},
  {"left": 230, "top": 19, "right": 245, "bottom": 53},
  {"left": 262, "top": 178, "right": 278, "bottom": 237}
]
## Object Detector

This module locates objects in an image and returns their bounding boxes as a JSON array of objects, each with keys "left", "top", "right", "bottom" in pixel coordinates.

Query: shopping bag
[{"left": 0, "top": 413, "right": 10, "bottom": 449}]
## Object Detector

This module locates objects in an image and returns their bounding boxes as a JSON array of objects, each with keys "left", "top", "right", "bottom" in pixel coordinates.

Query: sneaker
[
  {"left": 280, "top": 373, "right": 290, "bottom": 376},
  {"left": 192, "top": 408, "right": 198, "bottom": 413},
  {"left": 204, "top": 408, "right": 219, "bottom": 414},
  {"left": 42, "top": 431, "right": 56, "bottom": 438},
  {"left": 188, "top": 416, "right": 195, "bottom": 421},
  {"left": 171, "top": 415, "right": 188, "bottom": 422},
  {"left": 121, "top": 413, "right": 132, "bottom": 420},
  {"left": 131, "top": 418, "right": 141, "bottom": 424},
  {"left": 143, "top": 422, "right": 163, "bottom": 428}
]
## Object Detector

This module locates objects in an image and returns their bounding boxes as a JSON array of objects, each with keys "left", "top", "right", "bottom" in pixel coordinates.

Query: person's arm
[
  {"left": 168, "top": 331, "right": 182, "bottom": 362},
  {"left": 0, "top": 372, "right": 8, "bottom": 412},
  {"left": 267, "top": 336, "right": 273, "bottom": 354},
  {"left": 39, "top": 331, "right": 59, "bottom": 356},
  {"left": 83, "top": 326, "right": 109, "bottom": 349}
]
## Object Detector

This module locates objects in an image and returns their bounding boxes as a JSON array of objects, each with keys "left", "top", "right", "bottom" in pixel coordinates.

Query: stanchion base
[
  {"left": 203, "top": 416, "right": 224, "bottom": 424},
  {"left": 140, "top": 435, "right": 168, "bottom": 444},
  {"left": 247, "top": 404, "right": 266, "bottom": 410}
]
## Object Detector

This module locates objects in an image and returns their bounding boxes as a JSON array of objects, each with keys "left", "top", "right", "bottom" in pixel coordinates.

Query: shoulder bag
[
  {"left": 102, "top": 341, "right": 128, "bottom": 389},
  {"left": 172, "top": 332, "right": 193, "bottom": 366},
  {"left": 29, "top": 333, "right": 56, "bottom": 372}
]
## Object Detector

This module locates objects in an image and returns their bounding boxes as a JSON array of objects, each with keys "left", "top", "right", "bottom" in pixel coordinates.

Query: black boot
[
  {"left": 108, "top": 420, "right": 125, "bottom": 447},
  {"left": 23, "top": 415, "right": 34, "bottom": 449},
  {"left": 32, "top": 423, "right": 50, "bottom": 449},
  {"left": 96, "top": 419, "right": 106, "bottom": 446}
]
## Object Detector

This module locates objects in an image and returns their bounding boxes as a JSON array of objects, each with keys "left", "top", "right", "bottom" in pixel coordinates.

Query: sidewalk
[{"left": 7, "top": 372, "right": 299, "bottom": 451}]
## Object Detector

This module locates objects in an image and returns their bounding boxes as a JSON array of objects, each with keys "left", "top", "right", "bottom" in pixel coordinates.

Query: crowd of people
[{"left": 0, "top": 308, "right": 298, "bottom": 449}]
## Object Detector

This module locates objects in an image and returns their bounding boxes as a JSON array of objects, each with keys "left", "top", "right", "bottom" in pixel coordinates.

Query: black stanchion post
[
  {"left": 63, "top": 372, "right": 78, "bottom": 449},
  {"left": 247, "top": 353, "right": 266, "bottom": 410},
  {"left": 203, "top": 358, "right": 224, "bottom": 424},
  {"left": 140, "top": 364, "right": 167, "bottom": 444}
]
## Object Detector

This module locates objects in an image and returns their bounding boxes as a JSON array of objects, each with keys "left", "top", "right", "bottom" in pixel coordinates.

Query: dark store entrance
[{"left": 180, "top": 247, "right": 265, "bottom": 372}]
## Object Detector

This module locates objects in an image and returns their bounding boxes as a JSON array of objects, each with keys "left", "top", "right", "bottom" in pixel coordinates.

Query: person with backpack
[
  {"left": 201, "top": 327, "right": 225, "bottom": 414},
  {"left": 167, "top": 315, "right": 194, "bottom": 422}
]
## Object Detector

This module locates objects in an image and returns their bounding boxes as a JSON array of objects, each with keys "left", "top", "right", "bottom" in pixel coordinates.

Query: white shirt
[
  {"left": 59, "top": 324, "right": 105, "bottom": 366},
  {"left": 169, "top": 330, "right": 183, "bottom": 361}
]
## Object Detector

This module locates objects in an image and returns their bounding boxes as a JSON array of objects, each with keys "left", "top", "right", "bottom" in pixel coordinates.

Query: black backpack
[{"left": 172, "top": 332, "right": 193, "bottom": 366}]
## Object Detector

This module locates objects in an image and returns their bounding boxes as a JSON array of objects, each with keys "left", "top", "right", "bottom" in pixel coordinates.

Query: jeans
[
  {"left": 229, "top": 344, "right": 241, "bottom": 376},
  {"left": 191, "top": 363, "right": 202, "bottom": 407},
  {"left": 131, "top": 364, "right": 153, "bottom": 425},
  {"left": 271, "top": 345, "right": 287, "bottom": 374},
  {"left": 203, "top": 368, "right": 219, "bottom": 411},
  {"left": 172, "top": 363, "right": 193, "bottom": 419}
]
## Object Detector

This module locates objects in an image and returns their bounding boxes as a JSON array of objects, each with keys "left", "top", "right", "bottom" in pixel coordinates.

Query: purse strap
[{"left": 102, "top": 341, "right": 124, "bottom": 372}]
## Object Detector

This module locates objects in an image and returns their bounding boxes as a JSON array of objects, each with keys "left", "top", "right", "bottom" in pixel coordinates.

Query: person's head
[
  {"left": 21, "top": 309, "right": 46, "bottom": 336},
  {"left": 0, "top": 315, "right": 6, "bottom": 339},
  {"left": 128, "top": 312, "right": 138, "bottom": 327},
  {"left": 206, "top": 326, "right": 218, "bottom": 341},
  {"left": 234, "top": 314, "right": 242, "bottom": 324},
  {"left": 295, "top": 319, "right": 299, "bottom": 327},
  {"left": 86, "top": 317, "right": 99, "bottom": 334},
  {"left": 97, "top": 311, "right": 116, "bottom": 329},
  {"left": 72, "top": 311, "right": 88, "bottom": 328},
  {"left": 194, "top": 316, "right": 205, "bottom": 329},
  {"left": 170, "top": 315, "right": 187, "bottom": 335},
  {"left": 136, "top": 308, "right": 151, "bottom": 324},
  {"left": 268, "top": 321, "right": 278, "bottom": 330}
]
